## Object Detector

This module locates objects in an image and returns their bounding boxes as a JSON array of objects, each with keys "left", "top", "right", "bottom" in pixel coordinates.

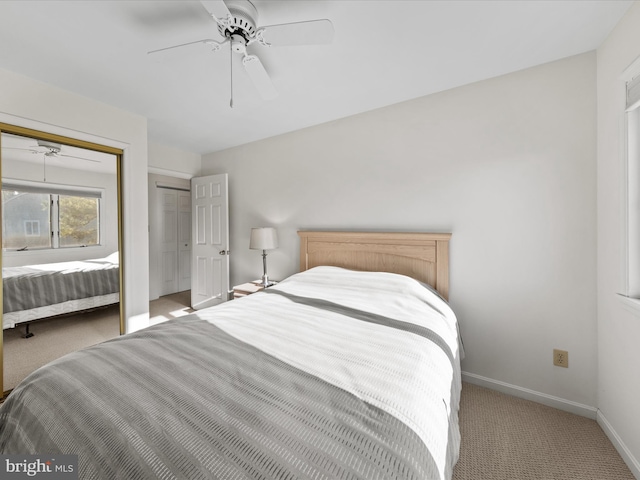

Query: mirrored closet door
[{"left": 0, "top": 124, "right": 124, "bottom": 395}]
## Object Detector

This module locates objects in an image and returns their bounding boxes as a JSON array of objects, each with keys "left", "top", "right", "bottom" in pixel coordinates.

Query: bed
[
  {"left": 0, "top": 231, "right": 462, "bottom": 480},
  {"left": 2, "top": 251, "right": 120, "bottom": 332}
]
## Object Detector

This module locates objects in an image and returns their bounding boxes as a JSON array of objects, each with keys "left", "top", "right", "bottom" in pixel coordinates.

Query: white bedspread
[{"left": 196, "top": 266, "right": 463, "bottom": 480}]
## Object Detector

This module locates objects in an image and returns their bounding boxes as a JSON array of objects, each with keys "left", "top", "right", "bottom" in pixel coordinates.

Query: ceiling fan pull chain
[{"left": 229, "top": 37, "right": 234, "bottom": 108}]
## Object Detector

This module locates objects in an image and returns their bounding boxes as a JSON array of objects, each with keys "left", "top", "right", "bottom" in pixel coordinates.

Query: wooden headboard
[{"left": 297, "top": 231, "right": 452, "bottom": 300}]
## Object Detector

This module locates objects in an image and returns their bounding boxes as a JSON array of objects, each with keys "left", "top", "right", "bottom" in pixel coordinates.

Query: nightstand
[{"left": 232, "top": 281, "right": 266, "bottom": 299}]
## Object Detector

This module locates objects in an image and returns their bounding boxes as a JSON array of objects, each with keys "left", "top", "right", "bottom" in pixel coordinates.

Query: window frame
[
  {"left": 1, "top": 179, "right": 104, "bottom": 253},
  {"left": 619, "top": 55, "right": 640, "bottom": 315}
]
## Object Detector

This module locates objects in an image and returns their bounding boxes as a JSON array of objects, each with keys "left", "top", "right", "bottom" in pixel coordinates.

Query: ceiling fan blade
[
  {"left": 260, "top": 19, "right": 334, "bottom": 47},
  {"left": 59, "top": 154, "right": 101, "bottom": 163},
  {"left": 200, "top": 0, "right": 231, "bottom": 23},
  {"left": 1, "top": 146, "right": 35, "bottom": 153},
  {"left": 242, "top": 55, "right": 278, "bottom": 100},
  {"left": 148, "top": 38, "right": 225, "bottom": 56}
]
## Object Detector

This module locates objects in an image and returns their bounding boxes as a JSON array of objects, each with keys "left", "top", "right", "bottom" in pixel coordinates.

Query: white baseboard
[
  {"left": 461, "top": 371, "right": 598, "bottom": 419},
  {"left": 462, "top": 372, "right": 640, "bottom": 479},
  {"left": 597, "top": 411, "right": 640, "bottom": 480}
]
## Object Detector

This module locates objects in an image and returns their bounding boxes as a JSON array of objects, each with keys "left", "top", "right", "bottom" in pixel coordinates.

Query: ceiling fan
[
  {"left": 148, "top": 0, "right": 334, "bottom": 105},
  {"left": 2, "top": 139, "right": 102, "bottom": 182},
  {"left": 3, "top": 140, "right": 100, "bottom": 163}
]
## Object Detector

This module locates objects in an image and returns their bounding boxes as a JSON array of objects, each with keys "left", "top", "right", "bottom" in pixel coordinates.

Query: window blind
[{"left": 627, "top": 74, "right": 640, "bottom": 111}]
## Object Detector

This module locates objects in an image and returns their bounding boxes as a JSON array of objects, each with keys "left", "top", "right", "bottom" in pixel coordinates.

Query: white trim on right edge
[
  {"left": 597, "top": 410, "right": 640, "bottom": 479},
  {"left": 617, "top": 293, "right": 640, "bottom": 317},
  {"left": 462, "top": 371, "right": 598, "bottom": 419}
]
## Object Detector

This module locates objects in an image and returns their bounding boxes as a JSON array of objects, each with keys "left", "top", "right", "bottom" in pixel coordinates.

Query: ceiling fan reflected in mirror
[
  {"left": 148, "top": 0, "right": 334, "bottom": 105},
  {"left": 3, "top": 139, "right": 101, "bottom": 163},
  {"left": 2, "top": 139, "right": 102, "bottom": 182}
]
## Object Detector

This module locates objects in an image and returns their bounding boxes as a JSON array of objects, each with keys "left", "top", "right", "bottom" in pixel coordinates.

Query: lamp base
[{"left": 259, "top": 275, "right": 276, "bottom": 288}]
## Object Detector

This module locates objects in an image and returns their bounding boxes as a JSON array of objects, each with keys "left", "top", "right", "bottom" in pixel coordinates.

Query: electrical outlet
[{"left": 553, "top": 349, "right": 568, "bottom": 368}]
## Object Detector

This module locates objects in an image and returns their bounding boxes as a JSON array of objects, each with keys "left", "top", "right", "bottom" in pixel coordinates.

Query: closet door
[{"left": 159, "top": 189, "right": 178, "bottom": 296}]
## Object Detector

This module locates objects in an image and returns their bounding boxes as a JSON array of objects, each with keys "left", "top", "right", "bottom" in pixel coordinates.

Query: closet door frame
[{"left": 0, "top": 122, "right": 124, "bottom": 397}]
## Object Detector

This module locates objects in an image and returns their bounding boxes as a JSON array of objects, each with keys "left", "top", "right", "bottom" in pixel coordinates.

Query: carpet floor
[
  {"left": 453, "top": 383, "right": 635, "bottom": 480},
  {"left": 3, "top": 291, "right": 193, "bottom": 392}
]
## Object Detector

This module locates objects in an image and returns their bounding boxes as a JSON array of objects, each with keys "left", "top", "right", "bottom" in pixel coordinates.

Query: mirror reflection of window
[
  {"left": 59, "top": 195, "right": 100, "bottom": 248},
  {"left": 2, "top": 189, "right": 102, "bottom": 250},
  {"left": 1, "top": 132, "right": 117, "bottom": 256},
  {"left": 2, "top": 190, "right": 51, "bottom": 250}
]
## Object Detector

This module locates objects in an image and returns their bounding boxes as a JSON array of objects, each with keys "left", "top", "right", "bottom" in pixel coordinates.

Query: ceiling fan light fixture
[
  {"left": 36, "top": 140, "right": 62, "bottom": 156},
  {"left": 217, "top": 0, "right": 258, "bottom": 42},
  {"left": 36, "top": 140, "right": 61, "bottom": 150},
  {"left": 230, "top": 34, "right": 247, "bottom": 54}
]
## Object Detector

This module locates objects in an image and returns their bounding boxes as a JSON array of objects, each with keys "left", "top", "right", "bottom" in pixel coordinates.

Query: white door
[
  {"left": 177, "top": 190, "right": 191, "bottom": 292},
  {"left": 191, "top": 173, "right": 230, "bottom": 310},
  {"left": 159, "top": 189, "right": 178, "bottom": 296}
]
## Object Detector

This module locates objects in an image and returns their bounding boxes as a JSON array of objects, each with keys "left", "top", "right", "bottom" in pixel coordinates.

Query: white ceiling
[{"left": 0, "top": 0, "right": 633, "bottom": 155}]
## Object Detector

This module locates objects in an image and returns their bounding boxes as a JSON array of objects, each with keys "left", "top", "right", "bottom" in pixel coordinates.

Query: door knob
[{"left": 219, "top": 250, "right": 230, "bottom": 255}]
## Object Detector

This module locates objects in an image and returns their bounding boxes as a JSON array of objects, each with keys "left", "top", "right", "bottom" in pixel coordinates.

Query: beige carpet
[
  {"left": 3, "top": 291, "right": 193, "bottom": 392},
  {"left": 453, "top": 383, "right": 635, "bottom": 480},
  {"left": 149, "top": 290, "right": 194, "bottom": 325},
  {"left": 3, "top": 304, "right": 121, "bottom": 391}
]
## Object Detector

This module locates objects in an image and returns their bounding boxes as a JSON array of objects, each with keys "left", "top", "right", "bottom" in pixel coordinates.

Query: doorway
[{"left": 148, "top": 173, "right": 191, "bottom": 302}]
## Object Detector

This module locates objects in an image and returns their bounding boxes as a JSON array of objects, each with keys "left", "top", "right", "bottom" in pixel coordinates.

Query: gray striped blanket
[
  {"left": 2, "top": 257, "right": 119, "bottom": 314},
  {"left": 0, "top": 266, "right": 462, "bottom": 480}
]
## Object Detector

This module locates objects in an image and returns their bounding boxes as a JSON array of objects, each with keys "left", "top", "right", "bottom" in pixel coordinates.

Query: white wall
[
  {"left": 148, "top": 142, "right": 201, "bottom": 178},
  {"left": 0, "top": 68, "right": 150, "bottom": 333},
  {"left": 597, "top": 2, "right": 640, "bottom": 476},
  {"left": 202, "top": 52, "right": 598, "bottom": 411}
]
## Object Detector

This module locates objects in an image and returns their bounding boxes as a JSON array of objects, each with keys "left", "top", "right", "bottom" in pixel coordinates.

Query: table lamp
[{"left": 249, "top": 227, "right": 278, "bottom": 287}]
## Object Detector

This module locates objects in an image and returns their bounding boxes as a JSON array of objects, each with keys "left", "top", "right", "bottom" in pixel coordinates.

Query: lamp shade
[{"left": 249, "top": 227, "right": 278, "bottom": 250}]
